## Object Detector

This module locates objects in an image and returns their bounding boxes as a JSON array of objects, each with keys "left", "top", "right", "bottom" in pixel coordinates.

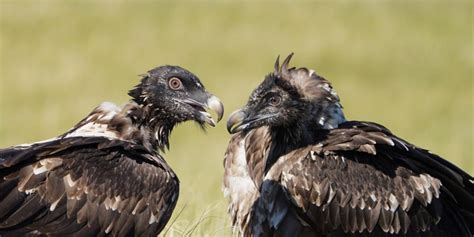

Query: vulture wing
[
  {"left": 0, "top": 136, "right": 179, "bottom": 236},
  {"left": 258, "top": 121, "right": 473, "bottom": 236}
]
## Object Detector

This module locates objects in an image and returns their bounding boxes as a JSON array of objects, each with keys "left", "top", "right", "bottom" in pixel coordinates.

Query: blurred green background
[{"left": 1, "top": 1, "right": 472, "bottom": 236}]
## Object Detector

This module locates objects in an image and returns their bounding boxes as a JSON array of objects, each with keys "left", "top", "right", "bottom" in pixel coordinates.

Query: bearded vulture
[
  {"left": 224, "top": 53, "right": 473, "bottom": 237},
  {"left": 0, "top": 65, "right": 223, "bottom": 236}
]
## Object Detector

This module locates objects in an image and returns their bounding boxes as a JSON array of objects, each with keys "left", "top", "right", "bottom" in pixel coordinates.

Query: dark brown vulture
[
  {"left": 224, "top": 53, "right": 473, "bottom": 237},
  {"left": 0, "top": 65, "right": 223, "bottom": 236}
]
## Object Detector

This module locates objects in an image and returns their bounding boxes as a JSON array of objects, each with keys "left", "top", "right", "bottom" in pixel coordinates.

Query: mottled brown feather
[
  {"left": 224, "top": 121, "right": 473, "bottom": 236},
  {"left": 0, "top": 136, "right": 179, "bottom": 236}
]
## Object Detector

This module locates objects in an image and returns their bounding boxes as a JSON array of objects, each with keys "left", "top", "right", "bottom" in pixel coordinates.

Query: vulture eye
[
  {"left": 168, "top": 78, "right": 183, "bottom": 90},
  {"left": 269, "top": 96, "right": 282, "bottom": 106}
]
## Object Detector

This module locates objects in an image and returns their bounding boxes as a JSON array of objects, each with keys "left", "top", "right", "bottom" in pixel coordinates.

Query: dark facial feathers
[
  {"left": 128, "top": 65, "right": 223, "bottom": 150},
  {"left": 128, "top": 65, "right": 204, "bottom": 106},
  {"left": 227, "top": 53, "right": 345, "bottom": 134}
]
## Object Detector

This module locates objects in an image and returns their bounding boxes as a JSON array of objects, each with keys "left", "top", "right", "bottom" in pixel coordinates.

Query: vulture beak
[
  {"left": 204, "top": 95, "right": 224, "bottom": 127},
  {"left": 227, "top": 109, "right": 277, "bottom": 134},
  {"left": 227, "top": 109, "right": 248, "bottom": 134},
  {"left": 181, "top": 95, "right": 224, "bottom": 127}
]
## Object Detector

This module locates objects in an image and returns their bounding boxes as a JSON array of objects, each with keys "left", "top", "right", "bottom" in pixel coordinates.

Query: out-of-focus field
[{"left": 1, "top": 1, "right": 472, "bottom": 236}]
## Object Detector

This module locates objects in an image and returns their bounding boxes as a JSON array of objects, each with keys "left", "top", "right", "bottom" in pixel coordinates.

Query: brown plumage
[
  {"left": 0, "top": 65, "right": 223, "bottom": 236},
  {"left": 224, "top": 54, "right": 473, "bottom": 237}
]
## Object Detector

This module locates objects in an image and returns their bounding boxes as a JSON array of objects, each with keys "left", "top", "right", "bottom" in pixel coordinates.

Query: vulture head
[
  {"left": 129, "top": 65, "right": 223, "bottom": 128},
  {"left": 227, "top": 53, "right": 346, "bottom": 135},
  {"left": 128, "top": 65, "right": 223, "bottom": 151}
]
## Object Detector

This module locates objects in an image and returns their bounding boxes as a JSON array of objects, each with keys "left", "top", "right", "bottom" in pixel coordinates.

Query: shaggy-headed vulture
[
  {"left": 0, "top": 65, "right": 223, "bottom": 236},
  {"left": 224, "top": 54, "right": 473, "bottom": 237}
]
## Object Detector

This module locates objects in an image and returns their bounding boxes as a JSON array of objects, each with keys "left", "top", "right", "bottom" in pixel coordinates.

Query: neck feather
[
  {"left": 67, "top": 101, "right": 178, "bottom": 153},
  {"left": 265, "top": 103, "right": 346, "bottom": 172},
  {"left": 129, "top": 103, "right": 179, "bottom": 152}
]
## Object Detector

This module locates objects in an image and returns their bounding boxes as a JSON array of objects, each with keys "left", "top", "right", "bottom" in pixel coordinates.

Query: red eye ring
[
  {"left": 269, "top": 96, "right": 282, "bottom": 106},
  {"left": 168, "top": 77, "right": 183, "bottom": 90}
]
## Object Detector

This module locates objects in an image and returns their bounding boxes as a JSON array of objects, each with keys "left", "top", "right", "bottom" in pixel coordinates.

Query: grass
[{"left": 1, "top": 1, "right": 472, "bottom": 236}]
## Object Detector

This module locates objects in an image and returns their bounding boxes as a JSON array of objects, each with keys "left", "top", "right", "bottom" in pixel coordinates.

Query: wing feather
[
  {"left": 0, "top": 136, "right": 179, "bottom": 236},
  {"left": 257, "top": 121, "right": 472, "bottom": 236}
]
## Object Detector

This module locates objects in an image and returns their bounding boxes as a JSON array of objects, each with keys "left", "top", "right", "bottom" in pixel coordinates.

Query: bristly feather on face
[{"left": 227, "top": 53, "right": 346, "bottom": 138}]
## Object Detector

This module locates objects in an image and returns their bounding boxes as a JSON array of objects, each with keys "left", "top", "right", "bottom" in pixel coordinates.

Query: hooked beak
[
  {"left": 227, "top": 110, "right": 247, "bottom": 133},
  {"left": 183, "top": 95, "right": 224, "bottom": 127},
  {"left": 203, "top": 95, "right": 224, "bottom": 127},
  {"left": 227, "top": 109, "right": 276, "bottom": 134}
]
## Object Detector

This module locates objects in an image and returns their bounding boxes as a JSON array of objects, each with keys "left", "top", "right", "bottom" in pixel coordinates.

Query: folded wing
[
  {"left": 0, "top": 136, "right": 179, "bottom": 236},
  {"left": 259, "top": 121, "right": 473, "bottom": 236}
]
